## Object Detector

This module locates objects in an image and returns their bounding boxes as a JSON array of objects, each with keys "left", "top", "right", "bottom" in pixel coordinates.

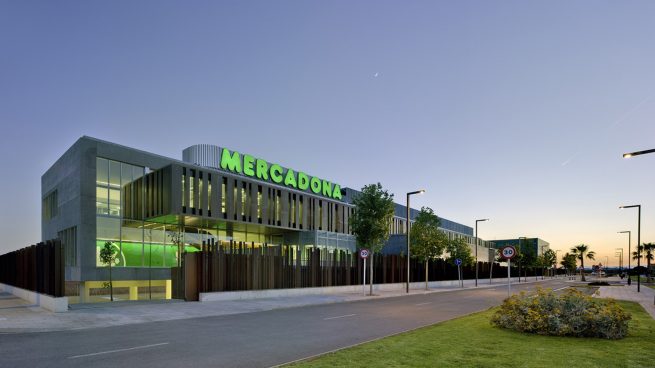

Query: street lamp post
[
  {"left": 406, "top": 189, "right": 425, "bottom": 293},
  {"left": 620, "top": 205, "right": 641, "bottom": 292},
  {"left": 474, "top": 219, "right": 489, "bottom": 287},
  {"left": 618, "top": 231, "right": 631, "bottom": 271},
  {"left": 623, "top": 148, "right": 655, "bottom": 158},
  {"left": 615, "top": 248, "right": 623, "bottom": 272}
]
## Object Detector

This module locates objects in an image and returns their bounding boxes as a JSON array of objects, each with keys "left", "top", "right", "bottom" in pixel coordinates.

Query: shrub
[{"left": 490, "top": 287, "right": 631, "bottom": 339}]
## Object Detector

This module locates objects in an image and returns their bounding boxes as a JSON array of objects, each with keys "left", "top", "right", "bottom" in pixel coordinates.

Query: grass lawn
[{"left": 289, "top": 301, "right": 655, "bottom": 368}]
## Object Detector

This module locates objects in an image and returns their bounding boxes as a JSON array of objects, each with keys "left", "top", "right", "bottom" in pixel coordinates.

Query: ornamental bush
[{"left": 490, "top": 287, "right": 631, "bottom": 339}]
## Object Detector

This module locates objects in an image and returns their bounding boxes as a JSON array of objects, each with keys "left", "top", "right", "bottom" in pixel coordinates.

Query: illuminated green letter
[
  {"left": 270, "top": 164, "right": 283, "bottom": 183},
  {"left": 297, "top": 172, "right": 310, "bottom": 190},
  {"left": 332, "top": 184, "right": 342, "bottom": 200},
  {"left": 243, "top": 154, "right": 255, "bottom": 177},
  {"left": 256, "top": 159, "right": 269, "bottom": 180},
  {"left": 322, "top": 180, "right": 332, "bottom": 197},
  {"left": 220, "top": 149, "right": 242, "bottom": 173},
  {"left": 284, "top": 169, "right": 297, "bottom": 188},
  {"left": 310, "top": 177, "right": 321, "bottom": 194}
]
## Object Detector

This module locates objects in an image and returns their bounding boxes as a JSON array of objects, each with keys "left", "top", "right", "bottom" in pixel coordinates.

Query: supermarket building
[{"left": 42, "top": 137, "right": 493, "bottom": 302}]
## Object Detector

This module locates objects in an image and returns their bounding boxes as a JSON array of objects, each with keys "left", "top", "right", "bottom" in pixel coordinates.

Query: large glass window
[
  {"left": 189, "top": 175, "right": 195, "bottom": 209},
  {"left": 221, "top": 178, "right": 226, "bottom": 214},
  {"left": 109, "top": 189, "right": 121, "bottom": 217},
  {"left": 96, "top": 158, "right": 109, "bottom": 185},
  {"left": 96, "top": 157, "right": 146, "bottom": 268},
  {"left": 96, "top": 157, "right": 144, "bottom": 218},
  {"left": 109, "top": 160, "right": 121, "bottom": 188}
]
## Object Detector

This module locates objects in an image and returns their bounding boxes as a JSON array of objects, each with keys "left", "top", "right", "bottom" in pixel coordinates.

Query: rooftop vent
[{"left": 182, "top": 144, "right": 220, "bottom": 169}]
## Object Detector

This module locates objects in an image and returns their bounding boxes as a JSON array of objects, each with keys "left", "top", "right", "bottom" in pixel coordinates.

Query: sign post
[
  {"left": 455, "top": 258, "right": 463, "bottom": 288},
  {"left": 360, "top": 249, "right": 370, "bottom": 294},
  {"left": 500, "top": 246, "right": 517, "bottom": 297}
]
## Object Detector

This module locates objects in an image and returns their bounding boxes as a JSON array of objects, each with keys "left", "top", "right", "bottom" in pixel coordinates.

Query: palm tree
[
  {"left": 570, "top": 244, "right": 595, "bottom": 281},
  {"left": 642, "top": 243, "right": 654, "bottom": 282}
]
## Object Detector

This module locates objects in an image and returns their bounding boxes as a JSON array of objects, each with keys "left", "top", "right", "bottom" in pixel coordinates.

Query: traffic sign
[
  {"left": 500, "top": 246, "right": 517, "bottom": 259},
  {"left": 359, "top": 249, "right": 370, "bottom": 259},
  {"left": 455, "top": 258, "right": 462, "bottom": 266}
]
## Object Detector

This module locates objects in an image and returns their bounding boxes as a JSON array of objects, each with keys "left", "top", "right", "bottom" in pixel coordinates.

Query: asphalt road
[{"left": 0, "top": 279, "right": 569, "bottom": 368}]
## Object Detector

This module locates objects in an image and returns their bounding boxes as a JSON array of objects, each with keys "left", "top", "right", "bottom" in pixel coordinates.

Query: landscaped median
[{"left": 287, "top": 300, "right": 655, "bottom": 368}]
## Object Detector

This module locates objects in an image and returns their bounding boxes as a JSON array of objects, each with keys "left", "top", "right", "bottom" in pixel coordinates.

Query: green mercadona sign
[{"left": 220, "top": 148, "right": 342, "bottom": 200}]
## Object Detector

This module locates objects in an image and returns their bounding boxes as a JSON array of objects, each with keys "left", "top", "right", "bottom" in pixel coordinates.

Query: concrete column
[
  {"left": 165, "top": 280, "right": 172, "bottom": 299},
  {"left": 79, "top": 282, "right": 90, "bottom": 303},
  {"left": 129, "top": 286, "right": 138, "bottom": 300}
]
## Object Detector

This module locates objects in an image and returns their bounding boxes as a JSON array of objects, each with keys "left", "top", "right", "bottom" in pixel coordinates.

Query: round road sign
[
  {"left": 359, "top": 249, "right": 370, "bottom": 259},
  {"left": 455, "top": 258, "right": 462, "bottom": 266},
  {"left": 500, "top": 246, "right": 517, "bottom": 259}
]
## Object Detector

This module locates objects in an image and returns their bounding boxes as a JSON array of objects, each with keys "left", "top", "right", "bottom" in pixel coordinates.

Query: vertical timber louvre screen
[
  {"left": 177, "top": 240, "right": 510, "bottom": 300},
  {"left": 0, "top": 239, "right": 65, "bottom": 297}
]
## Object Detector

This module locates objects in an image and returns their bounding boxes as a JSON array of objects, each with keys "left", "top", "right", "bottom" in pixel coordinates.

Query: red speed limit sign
[{"left": 500, "top": 246, "right": 517, "bottom": 259}]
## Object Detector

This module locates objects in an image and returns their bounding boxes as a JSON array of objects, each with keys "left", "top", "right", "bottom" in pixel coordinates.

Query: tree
[
  {"left": 514, "top": 238, "right": 536, "bottom": 282},
  {"left": 644, "top": 243, "right": 655, "bottom": 282},
  {"left": 560, "top": 252, "right": 577, "bottom": 276},
  {"left": 447, "top": 237, "right": 475, "bottom": 266},
  {"left": 631, "top": 244, "right": 643, "bottom": 263},
  {"left": 410, "top": 207, "right": 448, "bottom": 290},
  {"left": 350, "top": 183, "right": 395, "bottom": 296},
  {"left": 570, "top": 244, "right": 595, "bottom": 281},
  {"left": 447, "top": 237, "right": 474, "bottom": 285},
  {"left": 543, "top": 249, "right": 557, "bottom": 277},
  {"left": 99, "top": 241, "right": 118, "bottom": 301},
  {"left": 489, "top": 247, "right": 499, "bottom": 282},
  {"left": 632, "top": 243, "right": 654, "bottom": 282},
  {"left": 167, "top": 228, "right": 184, "bottom": 267},
  {"left": 535, "top": 255, "right": 547, "bottom": 280}
]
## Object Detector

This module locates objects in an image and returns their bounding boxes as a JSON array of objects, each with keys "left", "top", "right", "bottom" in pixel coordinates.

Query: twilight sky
[{"left": 1, "top": 1, "right": 654, "bottom": 266}]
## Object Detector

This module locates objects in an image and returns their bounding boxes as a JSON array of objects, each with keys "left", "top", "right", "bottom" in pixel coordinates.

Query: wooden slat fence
[{"left": 0, "top": 239, "right": 65, "bottom": 297}]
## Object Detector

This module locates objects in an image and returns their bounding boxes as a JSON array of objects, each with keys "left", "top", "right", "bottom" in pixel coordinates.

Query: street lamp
[
  {"left": 474, "top": 219, "right": 489, "bottom": 287},
  {"left": 623, "top": 148, "right": 655, "bottom": 158},
  {"left": 618, "top": 231, "right": 631, "bottom": 271},
  {"left": 615, "top": 248, "right": 623, "bottom": 272},
  {"left": 406, "top": 189, "right": 425, "bottom": 293},
  {"left": 620, "top": 205, "right": 641, "bottom": 292}
]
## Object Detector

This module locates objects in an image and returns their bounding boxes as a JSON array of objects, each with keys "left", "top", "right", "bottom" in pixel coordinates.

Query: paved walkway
[
  {"left": 597, "top": 279, "right": 655, "bottom": 319},
  {"left": 0, "top": 277, "right": 551, "bottom": 333}
]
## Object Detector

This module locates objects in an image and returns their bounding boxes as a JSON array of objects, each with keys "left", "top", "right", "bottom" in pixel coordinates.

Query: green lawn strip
[{"left": 289, "top": 301, "right": 655, "bottom": 368}]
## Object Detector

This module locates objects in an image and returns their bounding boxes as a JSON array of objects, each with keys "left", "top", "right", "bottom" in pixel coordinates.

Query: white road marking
[
  {"left": 553, "top": 286, "right": 569, "bottom": 292},
  {"left": 414, "top": 302, "right": 432, "bottom": 306},
  {"left": 323, "top": 314, "right": 356, "bottom": 320},
  {"left": 68, "top": 342, "right": 169, "bottom": 359}
]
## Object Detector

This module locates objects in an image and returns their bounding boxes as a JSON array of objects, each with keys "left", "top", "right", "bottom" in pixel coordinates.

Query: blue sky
[{"left": 1, "top": 1, "right": 654, "bottom": 264}]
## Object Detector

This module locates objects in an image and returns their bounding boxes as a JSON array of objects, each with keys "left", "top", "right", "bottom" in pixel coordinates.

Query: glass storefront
[{"left": 95, "top": 157, "right": 357, "bottom": 270}]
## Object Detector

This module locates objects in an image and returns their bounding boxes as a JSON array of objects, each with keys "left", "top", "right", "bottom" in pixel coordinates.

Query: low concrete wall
[
  {"left": 0, "top": 283, "right": 68, "bottom": 312},
  {"left": 200, "top": 277, "right": 527, "bottom": 302}
]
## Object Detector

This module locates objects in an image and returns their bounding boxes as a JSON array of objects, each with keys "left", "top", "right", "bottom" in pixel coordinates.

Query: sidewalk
[
  {"left": 0, "top": 277, "right": 550, "bottom": 333},
  {"left": 597, "top": 279, "right": 655, "bottom": 319}
]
